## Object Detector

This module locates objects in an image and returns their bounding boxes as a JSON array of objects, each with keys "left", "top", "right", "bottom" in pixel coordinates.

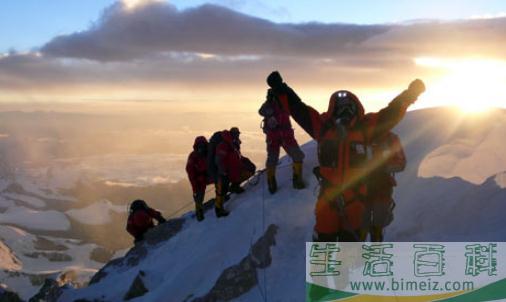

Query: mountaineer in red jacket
[
  {"left": 213, "top": 130, "right": 256, "bottom": 217},
  {"left": 186, "top": 136, "right": 213, "bottom": 221},
  {"left": 266, "top": 71, "right": 425, "bottom": 242},
  {"left": 230, "top": 127, "right": 257, "bottom": 184},
  {"left": 360, "top": 131, "right": 406, "bottom": 242},
  {"left": 259, "top": 90, "right": 305, "bottom": 194},
  {"left": 126, "top": 199, "right": 166, "bottom": 243}
]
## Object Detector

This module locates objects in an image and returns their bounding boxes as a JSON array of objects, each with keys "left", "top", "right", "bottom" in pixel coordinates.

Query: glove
[
  {"left": 407, "top": 79, "right": 425, "bottom": 98},
  {"left": 267, "top": 71, "right": 283, "bottom": 90}
]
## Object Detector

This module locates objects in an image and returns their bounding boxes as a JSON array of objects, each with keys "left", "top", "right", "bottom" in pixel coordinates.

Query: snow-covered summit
[{"left": 56, "top": 107, "right": 506, "bottom": 301}]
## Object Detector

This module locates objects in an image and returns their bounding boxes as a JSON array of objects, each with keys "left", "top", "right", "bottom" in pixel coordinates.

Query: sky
[
  {"left": 2, "top": 0, "right": 506, "bottom": 53},
  {"left": 1, "top": 0, "right": 506, "bottom": 112}
]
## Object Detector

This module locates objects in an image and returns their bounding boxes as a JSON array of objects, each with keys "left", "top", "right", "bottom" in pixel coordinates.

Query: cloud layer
[{"left": 1, "top": 1, "right": 506, "bottom": 98}]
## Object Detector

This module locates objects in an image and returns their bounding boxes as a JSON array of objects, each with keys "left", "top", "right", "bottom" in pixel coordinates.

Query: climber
[
  {"left": 230, "top": 127, "right": 242, "bottom": 151},
  {"left": 259, "top": 89, "right": 306, "bottom": 194},
  {"left": 186, "top": 136, "right": 213, "bottom": 221},
  {"left": 266, "top": 71, "right": 425, "bottom": 242},
  {"left": 126, "top": 199, "right": 166, "bottom": 243},
  {"left": 212, "top": 130, "right": 252, "bottom": 217},
  {"left": 360, "top": 131, "right": 406, "bottom": 242},
  {"left": 230, "top": 127, "right": 257, "bottom": 181}
]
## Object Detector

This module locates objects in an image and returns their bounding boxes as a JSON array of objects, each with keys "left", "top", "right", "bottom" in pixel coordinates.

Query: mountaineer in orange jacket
[
  {"left": 186, "top": 136, "right": 213, "bottom": 221},
  {"left": 126, "top": 199, "right": 166, "bottom": 243},
  {"left": 266, "top": 71, "right": 425, "bottom": 242}
]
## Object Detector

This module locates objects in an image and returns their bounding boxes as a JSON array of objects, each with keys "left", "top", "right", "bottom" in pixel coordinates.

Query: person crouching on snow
[{"left": 126, "top": 199, "right": 166, "bottom": 243}]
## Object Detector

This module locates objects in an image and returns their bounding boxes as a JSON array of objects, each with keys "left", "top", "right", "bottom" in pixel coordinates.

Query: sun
[
  {"left": 415, "top": 57, "right": 506, "bottom": 114},
  {"left": 121, "top": 0, "right": 162, "bottom": 10}
]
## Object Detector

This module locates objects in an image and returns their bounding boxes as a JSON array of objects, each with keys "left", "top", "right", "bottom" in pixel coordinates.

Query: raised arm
[
  {"left": 266, "top": 71, "right": 324, "bottom": 140},
  {"left": 365, "top": 79, "right": 425, "bottom": 140}
]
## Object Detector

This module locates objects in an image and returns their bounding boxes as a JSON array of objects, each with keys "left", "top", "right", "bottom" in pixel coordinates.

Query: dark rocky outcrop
[
  {"left": 23, "top": 252, "right": 72, "bottom": 262},
  {"left": 33, "top": 237, "right": 68, "bottom": 251},
  {"left": 89, "top": 218, "right": 185, "bottom": 285},
  {"left": 193, "top": 224, "right": 278, "bottom": 302},
  {"left": 123, "top": 271, "right": 148, "bottom": 301},
  {"left": 28, "top": 279, "right": 63, "bottom": 302},
  {"left": 0, "top": 286, "right": 23, "bottom": 302}
]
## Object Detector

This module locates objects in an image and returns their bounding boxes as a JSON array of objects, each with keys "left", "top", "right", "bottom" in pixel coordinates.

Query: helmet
[
  {"left": 229, "top": 127, "right": 240, "bottom": 138},
  {"left": 130, "top": 199, "right": 148, "bottom": 213},
  {"left": 193, "top": 136, "right": 208, "bottom": 154},
  {"left": 333, "top": 91, "right": 358, "bottom": 125}
]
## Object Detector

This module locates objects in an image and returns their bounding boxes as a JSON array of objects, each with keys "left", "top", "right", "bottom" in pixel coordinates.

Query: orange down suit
[{"left": 274, "top": 85, "right": 417, "bottom": 236}]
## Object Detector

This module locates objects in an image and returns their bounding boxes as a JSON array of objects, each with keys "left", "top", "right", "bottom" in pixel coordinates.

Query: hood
[
  {"left": 193, "top": 136, "right": 208, "bottom": 151},
  {"left": 221, "top": 130, "right": 233, "bottom": 144},
  {"left": 326, "top": 90, "right": 365, "bottom": 119}
]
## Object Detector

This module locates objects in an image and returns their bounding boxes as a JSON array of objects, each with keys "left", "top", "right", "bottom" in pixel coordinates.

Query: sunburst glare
[{"left": 415, "top": 57, "right": 506, "bottom": 114}]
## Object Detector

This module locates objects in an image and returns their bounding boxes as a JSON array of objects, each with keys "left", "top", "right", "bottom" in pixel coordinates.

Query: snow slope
[
  {"left": 0, "top": 206, "right": 70, "bottom": 231},
  {"left": 0, "top": 224, "right": 106, "bottom": 299},
  {"left": 58, "top": 107, "right": 506, "bottom": 301},
  {"left": 418, "top": 111, "right": 506, "bottom": 184},
  {"left": 66, "top": 200, "right": 126, "bottom": 225},
  {"left": 0, "top": 165, "right": 122, "bottom": 299}
]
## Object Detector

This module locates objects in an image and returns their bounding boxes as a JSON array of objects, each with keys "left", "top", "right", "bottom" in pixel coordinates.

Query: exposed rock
[
  {"left": 0, "top": 284, "right": 23, "bottom": 302},
  {"left": 28, "top": 274, "right": 52, "bottom": 287},
  {"left": 57, "top": 270, "right": 91, "bottom": 289},
  {"left": 29, "top": 279, "right": 63, "bottom": 302},
  {"left": 123, "top": 271, "right": 148, "bottom": 301},
  {"left": 3, "top": 271, "right": 53, "bottom": 287},
  {"left": 193, "top": 224, "right": 278, "bottom": 302},
  {"left": 89, "top": 218, "right": 184, "bottom": 285},
  {"left": 90, "top": 247, "right": 114, "bottom": 264},
  {"left": 3, "top": 183, "right": 70, "bottom": 207},
  {"left": 23, "top": 252, "right": 72, "bottom": 262},
  {"left": 33, "top": 237, "right": 68, "bottom": 251},
  {"left": 0, "top": 240, "right": 22, "bottom": 270}
]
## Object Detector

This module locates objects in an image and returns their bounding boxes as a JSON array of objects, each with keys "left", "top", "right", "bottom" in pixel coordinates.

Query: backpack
[
  {"left": 372, "top": 132, "right": 406, "bottom": 174},
  {"left": 207, "top": 131, "right": 223, "bottom": 180}
]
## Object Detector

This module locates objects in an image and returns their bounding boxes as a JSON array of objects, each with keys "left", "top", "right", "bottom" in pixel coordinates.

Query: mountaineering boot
[
  {"left": 229, "top": 182, "right": 245, "bottom": 194},
  {"left": 267, "top": 166, "right": 277, "bottom": 194},
  {"left": 193, "top": 192, "right": 205, "bottom": 222},
  {"left": 359, "top": 228, "right": 369, "bottom": 241},
  {"left": 312, "top": 230, "right": 338, "bottom": 242},
  {"left": 292, "top": 162, "right": 306, "bottom": 189},
  {"left": 195, "top": 203, "right": 204, "bottom": 222},
  {"left": 370, "top": 226, "right": 384, "bottom": 242},
  {"left": 214, "top": 195, "right": 230, "bottom": 218},
  {"left": 337, "top": 230, "right": 360, "bottom": 242}
]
